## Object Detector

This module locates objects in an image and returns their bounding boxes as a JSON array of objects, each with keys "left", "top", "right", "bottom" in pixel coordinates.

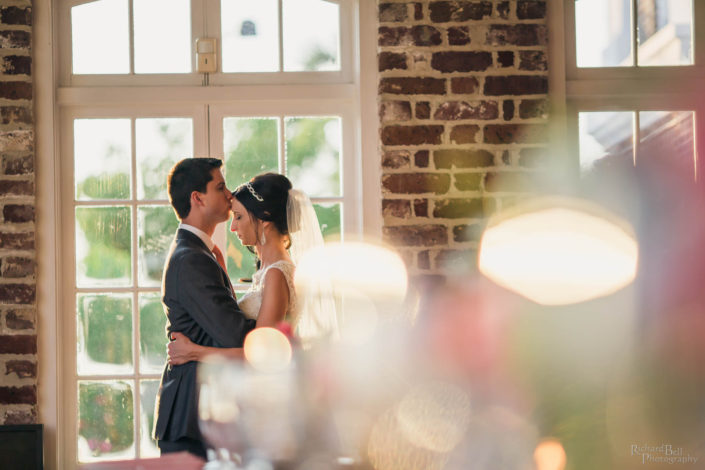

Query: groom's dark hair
[{"left": 167, "top": 157, "right": 223, "bottom": 219}]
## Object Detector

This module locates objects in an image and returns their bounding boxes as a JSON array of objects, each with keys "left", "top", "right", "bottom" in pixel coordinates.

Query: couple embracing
[{"left": 152, "top": 157, "right": 332, "bottom": 458}]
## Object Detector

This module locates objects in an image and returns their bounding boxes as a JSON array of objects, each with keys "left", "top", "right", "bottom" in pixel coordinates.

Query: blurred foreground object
[
  {"left": 79, "top": 451, "right": 204, "bottom": 469},
  {"left": 478, "top": 197, "right": 638, "bottom": 305}
]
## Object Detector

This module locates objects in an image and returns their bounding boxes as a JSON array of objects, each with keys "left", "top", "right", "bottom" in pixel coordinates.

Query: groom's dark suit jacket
[{"left": 153, "top": 229, "right": 255, "bottom": 443}]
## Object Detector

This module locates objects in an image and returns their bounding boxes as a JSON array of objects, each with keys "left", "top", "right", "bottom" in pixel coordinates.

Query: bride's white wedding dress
[{"left": 238, "top": 260, "right": 298, "bottom": 325}]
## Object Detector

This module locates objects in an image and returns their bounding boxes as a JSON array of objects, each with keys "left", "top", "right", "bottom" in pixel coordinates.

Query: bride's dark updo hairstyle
[{"left": 232, "top": 173, "right": 293, "bottom": 237}]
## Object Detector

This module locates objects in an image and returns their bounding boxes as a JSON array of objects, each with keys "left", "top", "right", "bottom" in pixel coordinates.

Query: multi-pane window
[{"left": 59, "top": 0, "right": 358, "bottom": 466}]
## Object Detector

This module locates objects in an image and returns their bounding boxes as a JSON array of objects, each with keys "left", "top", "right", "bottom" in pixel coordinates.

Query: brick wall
[
  {"left": 0, "top": 0, "right": 37, "bottom": 425},
  {"left": 378, "top": 0, "right": 548, "bottom": 276}
]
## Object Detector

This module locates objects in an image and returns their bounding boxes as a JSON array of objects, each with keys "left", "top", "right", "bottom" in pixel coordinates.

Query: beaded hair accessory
[{"left": 244, "top": 182, "right": 264, "bottom": 202}]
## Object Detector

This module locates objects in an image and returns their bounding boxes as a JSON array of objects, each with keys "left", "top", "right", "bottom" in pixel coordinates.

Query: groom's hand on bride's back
[{"left": 167, "top": 332, "right": 197, "bottom": 366}]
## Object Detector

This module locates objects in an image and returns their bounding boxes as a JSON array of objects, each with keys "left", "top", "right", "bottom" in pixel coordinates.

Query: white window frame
[
  {"left": 547, "top": 0, "right": 705, "bottom": 179},
  {"left": 36, "top": 1, "right": 380, "bottom": 468}
]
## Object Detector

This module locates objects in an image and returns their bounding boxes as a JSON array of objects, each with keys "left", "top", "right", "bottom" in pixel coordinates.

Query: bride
[{"left": 167, "top": 172, "right": 335, "bottom": 364}]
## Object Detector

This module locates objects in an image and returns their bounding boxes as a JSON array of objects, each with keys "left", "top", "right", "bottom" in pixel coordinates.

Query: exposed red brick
[
  {"left": 484, "top": 171, "right": 536, "bottom": 192},
  {"left": 433, "top": 198, "right": 487, "bottom": 218},
  {"left": 497, "top": 51, "right": 514, "bottom": 68},
  {"left": 380, "top": 77, "right": 446, "bottom": 95},
  {"left": 434, "top": 100, "right": 498, "bottom": 120},
  {"left": 418, "top": 251, "right": 430, "bottom": 270},
  {"left": 501, "top": 150, "right": 511, "bottom": 165},
  {"left": 411, "top": 25, "right": 442, "bottom": 46},
  {"left": 414, "top": 199, "right": 429, "bottom": 217},
  {"left": 517, "top": 1, "right": 546, "bottom": 19},
  {"left": 0, "top": 386, "right": 36, "bottom": 405},
  {"left": 0, "top": 106, "right": 32, "bottom": 125},
  {"left": 434, "top": 149, "right": 494, "bottom": 169},
  {"left": 449, "top": 125, "right": 480, "bottom": 144},
  {"left": 448, "top": 26, "right": 470, "bottom": 45},
  {"left": 429, "top": 1, "right": 492, "bottom": 22},
  {"left": 382, "top": 199, "right": 412, "bottom": 218},
  {"left": 0, "top": 335, "right": 36, "bottom": 354},
  {"left": 431, "top": 51, "right": 492, "bottom": 73},
  {"left": 496, "top": 1, "right": 510, "bottom": 19},
  {"left": 450, "top": 77, "right": 479, "bottom": 94},
  {"left": 6, "top": 309, "right": 35, "bottom": 330},
  {"left": 0, "top": 81, "right": 32, "bottom": 100},
  {"left": 519, "top": 99, "right": 548, "bottom": 119},
  {"left": 0, "top": 232, "right": 34, "bottom": 250},
  {"left": 1, "top": 55, "right": 31, "bottom": 75},
  {"left": 453, "top": 223, "right": 484, "bottom": 242},
  {"left": 2, "top": 154, "right": 33, "bottom": 175},
  {"left": 380, "top": 101, "right": 412, "bottom": 122},
  {"left": 5, "top": 360, "right": 36, "bottom": 379},
  {"left": 3, "top": 205, "right": 34, "bottom": 223},
  {"left": 379, "top": 26, "right": 412, "bottom": 46},
  {"left": 435, "top": 249, "right": 477, "bottom": 270},
  {"left": 0, "top": 284, "right": 35, "bottom": 304},
  {"left": 382, "top": 173, "right": 450, "bottom": 194},
  {"left": 0, "top": 130, "right": 33, "bottom": 151},
  {"left": 0, "top": 30, "right": 30, "bottom": 49},
  {"left": 0, "top": 7, "right": 32, "bottom": 26},
  {"left": 379, "top": 3, "right": 408, "bottom": 22},
  {"left": 397, "top": 249, "right": 414, "bottom": 268},
  {"left": 518, "top": 147, "right": 546, "bottom": 167},
  {"left": 503, "top": 100, "right": 514, "bottom": 121},
  {"left": 485, "top": 24, "right": 547, "bottom": 47},
  {"left": 414, "top": 150, "right": 430, "bottom": 168},
  {"left": 519, "top": 50, "right": 547, "bottom": 71},
  {"left": 381, "top": 125, "right": 444, "bottom": 145},
  {"left": 414, "top": 3, "right": 424, "bottom": 20},
  {"left": 415, "top": 102, "right": 431, "bottom": 119},
  {"left": 1, "top": 257, "right": 34, "bottom": 278},
  {"left": 484, "top": 124, "right": 548, "bottom": 144},
  {"left": 383, "top": 224, "right": 448, "bottom": 247},
  {"left": 454, "top": 173, "right": 483, "bottom": 191},
  {"left": 484, "top": 75, "right": 548, "bottom": 96},
  {"left": 0, "top": 180, "right": 33, "bottom": 196},
  {"left": 382, "top": 150, "right": 411, "bottom": 169},
  {"left": 3, "top": 408, "right": 36, "bottom": 425},
  {"left": 379, "top": 52, "right": 407, "bottom": 72}
]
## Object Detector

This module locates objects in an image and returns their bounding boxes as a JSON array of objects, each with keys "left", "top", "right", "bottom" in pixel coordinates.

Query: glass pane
[
  {"left": 75, "top": 119, "right": 131, "bottom": 201},
  {"left": 77, "top": 294, "right": 133, "bottom": 376},
  {"left": 221, "top": 0, "right": 279, "bottom": 72},
  {"left": 314, "top": 202, "right": 342, "bottom": 242},
  {"left": 136, "top": 118, "right": 193, "bottom": 200},
  {"left": 134, "top": 0, "right": 191, "bottom": 73},
  {"left": 139, "top": 293, "right": 167, "bottom": 374},
  {"left": 138, "top": 206, "right": 179, "bottom": 287},
  {"left": 76, "top": 206, "right": 132, "bottom": 287},
  {"left": 638, "top": 0, "right": 693, "bottom": 66},
  {"left": 78, "top": 381, "right": 135, "bottom": 462},
  {"left": 285, "top": 116, "right": 341, "bottom": 197},
  {"left": 223, "top": 117, "right": 279, "bottom": 189},
  {"left": 227, "top": 229, "right": 258, "bottom": 283},
  {"left": 639, "top": 111, "right": 695, "bottom": 178},
  {"left": 579, "top": 112, "right": 634, "bottom": 175},
  {"left": 72, "top": 0, "right": 129, "bottom": 74},
  {"left": 139, "top": 380, "right": 161, "bottom": 458},
  {"left": 283, "top": 0, "right": 340, "bottom": 71},
  {"left": 576, "top": 0, "right": 632, "bottom": 67}
]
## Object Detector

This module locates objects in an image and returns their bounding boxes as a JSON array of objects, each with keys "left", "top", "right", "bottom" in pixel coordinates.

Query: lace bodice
[{"left": 238, "top": 260, "right": 297, "bottom": 325}]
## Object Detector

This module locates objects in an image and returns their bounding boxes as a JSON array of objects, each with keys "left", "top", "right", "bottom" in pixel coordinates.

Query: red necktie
[{"left": 212, "top": 245, "right": 235, "bottom": 296}]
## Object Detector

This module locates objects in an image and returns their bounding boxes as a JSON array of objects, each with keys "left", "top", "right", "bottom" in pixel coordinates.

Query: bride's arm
[
  {"left": 256, "top": 268, "right": 289, "bottom": 328},
  {"left": 168, "top": 332, "right": 243, "bottom": 365}
]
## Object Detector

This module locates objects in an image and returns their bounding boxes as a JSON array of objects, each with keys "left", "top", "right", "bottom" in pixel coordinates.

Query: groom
[{"left": 153, "top": 157, "right": 255, "bottom": 458}]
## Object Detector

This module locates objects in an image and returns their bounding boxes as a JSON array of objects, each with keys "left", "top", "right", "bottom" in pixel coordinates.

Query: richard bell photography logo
[{"left": 631, "top": 443, "right": 699, "bottom": 465}]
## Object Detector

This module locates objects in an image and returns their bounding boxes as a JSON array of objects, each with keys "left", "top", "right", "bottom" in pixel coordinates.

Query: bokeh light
[
  {"left": 534, "top": 439, "right": 567, "bottom": 470},
  {"left": 244, "top": 327, "right": 293, "bottom": 372},
  {"left": 478, "top": 198, "right": 638, "bottom": 305}
]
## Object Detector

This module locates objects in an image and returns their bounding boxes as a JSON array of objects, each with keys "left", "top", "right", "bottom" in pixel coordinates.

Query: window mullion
[
  {"left": 128, "top": 0, "right": 135, "bottom": 75},
  {"left": 633, "top": 111, "right": 640, "bottom": 167},
  {"left": 130, "top": 117, "right": 140, "bottom": 459},
  {"left": 631, "top": 0, "right": 639, "bottom": 67},
  {"left": 278, "top": 0, "right": 284, "bottom": 72}
]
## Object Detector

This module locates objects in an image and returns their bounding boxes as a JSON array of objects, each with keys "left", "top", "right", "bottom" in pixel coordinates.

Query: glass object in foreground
[{"left": 478, "top": 198, "right": 638, "bottom": 305}]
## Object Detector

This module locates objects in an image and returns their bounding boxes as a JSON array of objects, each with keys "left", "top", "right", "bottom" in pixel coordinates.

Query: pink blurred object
[{"left": 79, "top": 452, "right": 205, "bottom": 470}]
